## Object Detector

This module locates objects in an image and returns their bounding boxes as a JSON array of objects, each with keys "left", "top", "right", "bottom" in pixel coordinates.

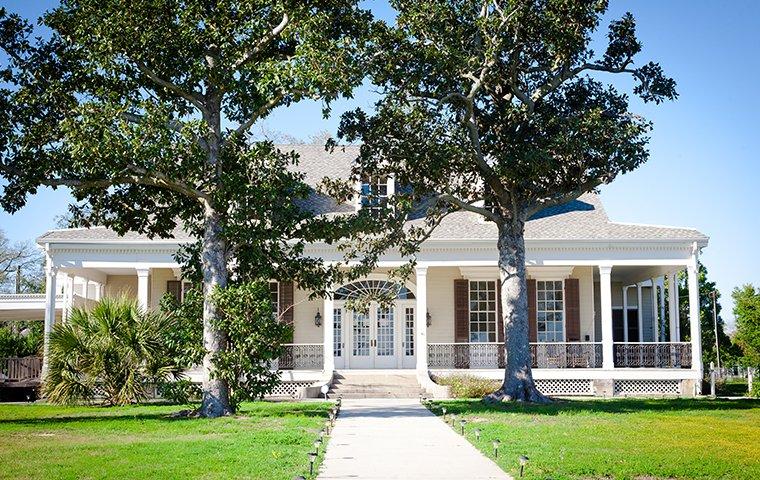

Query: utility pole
[{"left": 710, "top": 290, "right": 721, "bottom": 371}]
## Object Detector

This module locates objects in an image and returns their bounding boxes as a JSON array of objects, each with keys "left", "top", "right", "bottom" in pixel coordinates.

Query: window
[
  {"left": 469, "top": 280, "right": 497, "bottom": 342},
  {"left": 333, "top": 280, "right": 414, "bottom": 301},
  {"left": 537, "top": 280, "right": 564, "bottom": 342},
  {"left": 359, "top": 175, "right": 389, "bottom": 216},
  {"left": 334, "top": 308, "right": 342, "bottom": 357},
  {"left": 404, "top": 307, "right": 415, "bottom": 356},
  {"left": 269, "top": 281, "right": 279, "bottom": 317}
]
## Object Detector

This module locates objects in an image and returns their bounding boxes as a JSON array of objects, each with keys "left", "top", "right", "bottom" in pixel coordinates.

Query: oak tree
[
  {"left": 0, "top": 1, "right": 375, "bottom": 416},
  {"left": 339, "top": 0, "right": 677, "bottom": 402}
]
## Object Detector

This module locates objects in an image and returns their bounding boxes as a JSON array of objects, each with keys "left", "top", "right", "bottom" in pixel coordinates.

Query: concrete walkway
[{"left": 318, "top": 398, "right": 511, "bottom": 480}]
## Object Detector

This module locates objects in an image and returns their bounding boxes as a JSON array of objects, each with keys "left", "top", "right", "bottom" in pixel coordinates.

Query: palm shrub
[{"left": 44, "top": 297, "right": 177, "bottom": 405}]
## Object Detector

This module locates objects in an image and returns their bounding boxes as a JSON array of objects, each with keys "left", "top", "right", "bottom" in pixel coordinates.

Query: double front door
[{"left": 333, "top": 301, "right": 416, "bottom": 369}]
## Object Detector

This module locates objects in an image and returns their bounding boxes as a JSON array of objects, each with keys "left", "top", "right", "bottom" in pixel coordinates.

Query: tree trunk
[
  {"left": 199, "top": 207, "right": 233, "bottom": 417},
  {"left": 486, "top": 218, "right": 550, "bottom": 403}
]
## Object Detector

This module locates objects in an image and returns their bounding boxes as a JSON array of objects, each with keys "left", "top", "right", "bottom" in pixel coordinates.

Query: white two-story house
[{"left": 2, "top": 145, "right": 709, "bottom": 398}]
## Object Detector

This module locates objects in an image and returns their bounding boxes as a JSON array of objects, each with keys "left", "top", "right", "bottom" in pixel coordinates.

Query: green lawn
[
  {"left": 430, "top": 398, "right": 760, "bottom": 480},
  {"left": 0, "top": 401, "right": 332, "bottom": 480}
]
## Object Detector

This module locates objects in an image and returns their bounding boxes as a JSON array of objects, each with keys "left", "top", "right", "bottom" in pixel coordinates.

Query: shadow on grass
[
  {"left": 0, "top": 402, "right": 331, "bottom": 426},
  {"left": 431, "top": 397, "right": 760, "bottom": 417}
]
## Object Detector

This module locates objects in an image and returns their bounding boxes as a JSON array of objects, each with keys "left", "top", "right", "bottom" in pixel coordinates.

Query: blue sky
[{"left": 1, "top": 1, "right": 758, "bottom": 329}]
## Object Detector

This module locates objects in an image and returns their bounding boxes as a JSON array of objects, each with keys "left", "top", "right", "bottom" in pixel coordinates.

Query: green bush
[
  {"left": 44, "top": 297, "right": 177, "bottom": 405},
  {"left": 435, "top": 374, "right": 500, "bottom": 398},
  {"left": 0, "top": 321, "right": 42, "bottom": 358},
  {"left": 158, "top": 379, "right": 202, "bottom": 405}
]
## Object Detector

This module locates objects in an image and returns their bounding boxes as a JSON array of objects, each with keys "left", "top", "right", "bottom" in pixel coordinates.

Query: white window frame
[
  {"left": 468, "top": 280, "right": 497, "bottom": 343},
  {"left": 355, "top": 175, "right": 394, "bottom": 213},
  {"left": 269, "top": 281, "right": 279, "bottom": 317},
  {"left": 536, "top": 279, "right": 566, "bottom": 342}
]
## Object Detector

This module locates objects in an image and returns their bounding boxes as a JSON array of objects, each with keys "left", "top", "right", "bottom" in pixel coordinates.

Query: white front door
[{"left": 345, "top": 303, "right": 402, "bottom": 369}]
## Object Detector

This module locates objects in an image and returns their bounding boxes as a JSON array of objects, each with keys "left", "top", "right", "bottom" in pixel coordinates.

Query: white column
[
  {"left": 687, "top": 261, "right": 703, "bottom": 377},
  {"left": 136, "top": 268, "right": 150, "bottom": 311},
  {"left": 599, "top": 265, "right": 614, "bottom": 369},
  {"left": 622, "top": 286, "right": 629, "bottom": 342},
  {"left": 415, "top": 266, "right": 428, "bottom": 375},
  {"left": 658, "top": 277, "right": 666, "bottom": 342},
  {"left": 61, "top": 274, "right": 74, "bottom": 321},
  {"left": 323, "top": 292, "right": 335, "bottom": 373},
  {"left": 636, "top": 283, "right": 644, "bottom": 342},
  {"left": 651, "top": 277, "right": 659, "bottom": 342},
  {"left": 668, "top": 272, "right": 680, "bottom": 342},
  {"left": 42, "top": 262, "right": 58, "bottom": 377}
]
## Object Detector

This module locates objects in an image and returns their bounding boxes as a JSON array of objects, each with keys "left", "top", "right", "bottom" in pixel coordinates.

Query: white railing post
[
  {"left": 415, "top": 266, "right": 428, "bottom": 375},
  {"left": 599, "top": 265, "right": 614, "bottom": 370}
]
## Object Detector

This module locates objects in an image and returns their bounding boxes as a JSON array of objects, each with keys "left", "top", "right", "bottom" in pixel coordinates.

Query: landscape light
[
  {"left": 493, "top": 439, "right": 501, "bottom": 458},
  {"left": 459, "top": 418, "right": 467, "bottom": 435},
  {"left": 308, "top": 452, "right": 317, "bottom": 475},
  {"left": 519, "top": 455, "right": 530, "bottom": 477},
  {"left": 474, "top": 428, "right": 481, "bottom": 441}
]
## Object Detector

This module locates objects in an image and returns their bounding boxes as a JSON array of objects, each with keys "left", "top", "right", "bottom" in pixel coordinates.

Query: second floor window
[{"left": 359, "top": 175, "right": 389, "bottom": 216}]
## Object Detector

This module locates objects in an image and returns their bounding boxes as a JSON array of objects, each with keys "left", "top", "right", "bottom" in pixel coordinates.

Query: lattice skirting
[
  {"left": 535, "top": 379, "right": 593, "bottom": 396},
  {"left": 267, "top": 381, "right": 313, "bottom": 398},
  {"left": 614, "top": 379, "right": 681, "bottom": 396}
]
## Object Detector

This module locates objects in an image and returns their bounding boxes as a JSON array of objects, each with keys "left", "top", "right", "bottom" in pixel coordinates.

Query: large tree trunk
[
  {"left": 199, "top": 207, "right": 232, "bottom": 417},
  {"left": 486, "top": 218, "right": 550, "bottom": 403}
]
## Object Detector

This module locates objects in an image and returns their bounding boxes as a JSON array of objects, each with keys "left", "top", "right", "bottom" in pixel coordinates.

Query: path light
[
  {"left": 314, "top": 439, "right": 322, "bottom": 454},
  {"left": 459, "top": 418, "right": 467, "bottom": 435},
  {"left": 474, "top": 428, "right": 481, "bottom": 441},
  {"left": 319, "top": 429, "right": 325, "bottom": 440},
  {"left": 492, "top": 439, "right": 501, "bottom": 458},
  {"left": 442, "top": 406, "right": 447, "bottom": 420},
  {"left": 308, "top": 452, "right": 317, "bottom": 475},
  {"left": 293, "top": 476, "right": 306, "bottom": 480},
  {"left": 450, "top": 413, "right": 457, "bottom": 427},
  {"left": 519, "top": 455, "right": 529, "bottom": 477},
  {"left": 324, "top": 420, "right": 331, "bottom": 434}
]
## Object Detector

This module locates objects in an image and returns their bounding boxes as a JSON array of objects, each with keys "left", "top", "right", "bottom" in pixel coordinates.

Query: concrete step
[{"left": 329, "top": 371, "right": 424, "bottom": 398}]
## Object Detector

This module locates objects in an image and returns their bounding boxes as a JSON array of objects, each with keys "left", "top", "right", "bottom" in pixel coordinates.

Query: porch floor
[{"left": 318, "top": 398, "right": 510, "bottom": 479}]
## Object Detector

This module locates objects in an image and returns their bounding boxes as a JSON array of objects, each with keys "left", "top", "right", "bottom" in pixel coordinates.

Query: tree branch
[
  {"left": 132, "top": 60, "right": 207, "bottom": 114},
  {"left": 438, "top": 193, "right": 501, "bottom": 223},
  {"left": 524, "top": 179, "right": 603, "bottom": 217},
  {"left": 235, "top": 13, "right": 290, "bottom": 68}
]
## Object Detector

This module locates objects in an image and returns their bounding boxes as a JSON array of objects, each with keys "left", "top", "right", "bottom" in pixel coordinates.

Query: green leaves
[{"left": 44, "top": 296, "right": 178, "bottom": 406}]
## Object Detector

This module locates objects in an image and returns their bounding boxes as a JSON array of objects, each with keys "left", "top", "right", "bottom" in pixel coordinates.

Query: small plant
[
  {"left": 435, "top": 374, "right": 501, "bottom": 398},
  {"left": 0, "top": 321, "right": 42, "bottom": 358}
]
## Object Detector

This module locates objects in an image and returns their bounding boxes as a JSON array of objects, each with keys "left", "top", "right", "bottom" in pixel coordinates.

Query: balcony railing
[
  {"left": 614, "top": 342, "right": 691, "bottom": 368},
  {"left": 0, "top": 356, "right": 43, "bottom": 385},
  {"left": 273, "top": 343, "right": 323, "bottom": 370},
  {"left": 531, "top": 342, "right": 603, "bottom": 368}
]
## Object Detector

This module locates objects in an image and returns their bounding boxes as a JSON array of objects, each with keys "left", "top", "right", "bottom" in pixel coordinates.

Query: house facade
[{"left": 1, "top": 145, "right": 709, "bottom": 397}]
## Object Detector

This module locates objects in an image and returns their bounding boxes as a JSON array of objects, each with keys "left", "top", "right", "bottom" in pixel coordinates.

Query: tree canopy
[
  {"left": 0, "top": 0, "right": 382, "bottom": 416},
  {"left": 733, "top": 284, "right": 760, "bottom": 368},
  {"left": 339, "top": 0, "right": 677, "bottom": 401}
]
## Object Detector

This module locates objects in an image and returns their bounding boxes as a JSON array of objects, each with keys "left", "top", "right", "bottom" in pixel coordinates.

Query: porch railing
[
  {"left": 531, "top": 342, "right": 603, "bottom": 368},
  {"left": 428, "top": 343, "right": 505, "bottom": 369},
  {"left": 614, "top": 342, "right": 692, "bottom": 368},
  {"left": 0, "top": 356, "right": 43, "bottom": 384},
  {"left": 427, "top": 342, "right": 604, "bottom": 369},
  {"left": 273, "top": 343, "right": 323, "bottom": 370}
]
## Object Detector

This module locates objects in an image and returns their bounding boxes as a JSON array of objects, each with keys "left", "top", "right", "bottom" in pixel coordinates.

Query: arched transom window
[{"left": 333, "top": 280, "right": 415, "bottom": 301}]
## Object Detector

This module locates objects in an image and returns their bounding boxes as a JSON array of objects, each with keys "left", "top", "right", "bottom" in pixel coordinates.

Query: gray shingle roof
[{"left": 37, "top": 145, "right": 708, "bottom": 244}]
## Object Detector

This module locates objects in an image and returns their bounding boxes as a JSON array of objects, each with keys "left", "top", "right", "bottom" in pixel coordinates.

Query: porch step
[{"left": 329, "top": 372, "right": 424, "bottom": 399}]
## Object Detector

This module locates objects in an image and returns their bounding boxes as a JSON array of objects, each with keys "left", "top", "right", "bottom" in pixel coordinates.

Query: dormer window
[{"left": 358, "top": 175, "right": 393, "bottom": 216}]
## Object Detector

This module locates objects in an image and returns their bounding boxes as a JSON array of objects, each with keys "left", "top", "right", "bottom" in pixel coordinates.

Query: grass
[
  {"left": 430, "top": 398, "right": 760, "bottom": 480},
  {"left": 0, "top": 401, "right": 332, "bottom": 480}
]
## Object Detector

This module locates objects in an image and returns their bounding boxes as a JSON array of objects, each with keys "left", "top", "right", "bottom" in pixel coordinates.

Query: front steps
[{"left": 329, "top": 371, "right": 425, "bottom": 399}]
